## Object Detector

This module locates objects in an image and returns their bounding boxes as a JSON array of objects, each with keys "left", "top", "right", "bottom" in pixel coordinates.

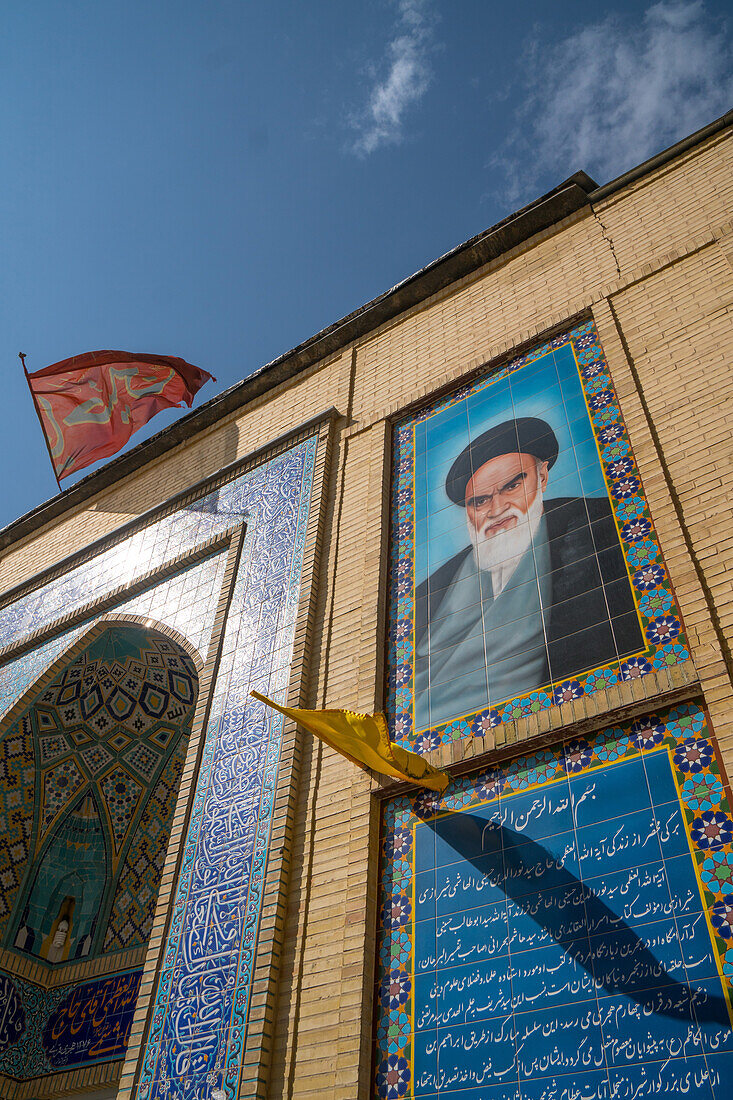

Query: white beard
[{"left": 467, "top": 485, "right": 545, "bottom": 596}]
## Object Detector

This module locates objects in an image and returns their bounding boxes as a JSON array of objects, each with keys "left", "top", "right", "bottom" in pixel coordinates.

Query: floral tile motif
[
  {"left": 105, "top": 739, "right": 188, "bottom": 952},
  {"left": 41, "top": 758, "right": 86, "bottom": 833},
  {"left": 124, "top": 741, "right": 161, "bottom": 780},
  {"left": 387, "top": 320, "right": 691, "bottom": 752},
  {"left": 374, "top": 702, "right": 733, "bottom": 1099},
  {"left": 0, "top": 625, "right": 199, "bottom": 958},
  {"left": 80, "top": 742, "right": 113, "bottom": 776}
]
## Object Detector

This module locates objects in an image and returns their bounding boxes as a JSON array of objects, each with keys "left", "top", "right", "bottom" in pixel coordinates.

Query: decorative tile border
[
  {"left": 374, "top": 701, "right": 733, "bottom": 1098},
  {"left": 136, "top": 438, "right": 318, "bottom": 1100},
  {"left": 0, "top": 508, "right": 242, "bottom": 653},
  {"left": 0, "top": 531, "right": 234, "bottom": 668},
  {"left": 0, "top": 550, "right": 228, "bottom": 725},
  {"left": 387, "top": 320, "right": 691, "bottom": 751}
]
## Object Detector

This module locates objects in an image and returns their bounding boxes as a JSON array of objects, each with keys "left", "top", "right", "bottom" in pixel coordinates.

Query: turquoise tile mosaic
[{"left": 1, "top": 625, "right": 197, "bottom": 962}]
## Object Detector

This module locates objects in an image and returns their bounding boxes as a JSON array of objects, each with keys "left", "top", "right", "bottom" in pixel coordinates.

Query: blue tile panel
[
  {"left": 375, "top": 703, "right": 733, "bottom": 1099},
  {"left": 0, "top": 551, "right": 228, "bottom": 722},
  {"left": 387, "top": 321, "right": 690, "bottom": 750},
  {"left": 0, "top": 436, "right": 318, "bottom": 1097},
  {"left": 0, "top": 969, "right": 142, "bottom": 1078}
]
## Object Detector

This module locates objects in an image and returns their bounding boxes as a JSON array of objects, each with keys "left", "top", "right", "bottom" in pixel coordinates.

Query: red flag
[{"left": 24, "top": 351, "right": 215, "bottom": 482}]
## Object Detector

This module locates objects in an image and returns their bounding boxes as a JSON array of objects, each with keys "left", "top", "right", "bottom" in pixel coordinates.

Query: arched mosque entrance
[{"left": 0, "top": 619, "right": 200, "bottom": 1098}]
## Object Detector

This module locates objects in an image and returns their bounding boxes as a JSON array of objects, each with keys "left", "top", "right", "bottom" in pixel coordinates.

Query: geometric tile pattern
[
  {"left": 387, "top": 320, "right": 691, "bottom": 751},
  {"left": 41, "top": 758, "right": 85, "bottom": 833},
  {"left": 99, "top": 766, "right": 144, "bottom": 854},
  {"left": 124, "top": 741, "right": 160, "bottom": 780},
  {"left": 0, "top": 723, "right": 36, "bottom": 922},
  {"left": 0, "top": 625, "right": 197, "bottom": 955},
  {"left": 39, "top": 735, "right": 70, "bottom": 764},
  {"left": 80, "top": 742, "right": 113, "bottom": 776},
  {"left": 104, "top": 739, "right": 187, "bottom": 951},
  {"left": 374, "top": 701, "right": 733, "bottom": 1100}
]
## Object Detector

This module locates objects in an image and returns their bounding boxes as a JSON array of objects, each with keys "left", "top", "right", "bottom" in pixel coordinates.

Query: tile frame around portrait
[
  {"left": 386, "top": 319, "right": 692, "bottom": 752},
  {"left": 373, "top": 700, "right": 733, "bottom": 1100}
]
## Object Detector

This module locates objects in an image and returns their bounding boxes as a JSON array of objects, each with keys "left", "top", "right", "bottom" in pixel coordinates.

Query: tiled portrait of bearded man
[{"left": 412, "top": 347, "right": 643, "bottom": 732}]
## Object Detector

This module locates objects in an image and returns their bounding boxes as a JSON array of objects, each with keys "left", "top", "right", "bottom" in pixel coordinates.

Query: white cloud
[
  {"left": 492, "top": 1, "right": 733, "bottom": 207},
  {"left": 351, "top": 0, "right": 433, "bottom": 156}
]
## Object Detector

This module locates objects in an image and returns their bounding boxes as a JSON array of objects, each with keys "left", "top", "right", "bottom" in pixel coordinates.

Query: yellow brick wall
[
  {"left": 610, "top": 242, "right": 733, "bottom": 750},
  {"left": 0, "top": 126, "right": 731, "bottom": 1099},
  {"left": 267, "top": 128, "right": 733, "bottom": 1099},
  {"left": 592, "top": 131, "right": 733, "bottom": 273}
]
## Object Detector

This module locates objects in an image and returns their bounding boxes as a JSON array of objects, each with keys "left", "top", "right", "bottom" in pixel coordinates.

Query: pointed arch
[
  {"left": 13, "top": 787, "right": 108, "bottom": 963},
  {"left": 0, "top": 613, "right": 204, "bottom": 740},
  {"left": 0, "top": 617, "right": 200, "bottom": 968}
]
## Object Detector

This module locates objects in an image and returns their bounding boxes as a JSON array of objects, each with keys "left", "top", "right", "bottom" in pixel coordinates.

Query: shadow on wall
[
  {"left": 91, "top": 419, "right": 242, "bottom": 515},
  {"left": 425, "top": 812, "right": 731, "bottom": 1026}
]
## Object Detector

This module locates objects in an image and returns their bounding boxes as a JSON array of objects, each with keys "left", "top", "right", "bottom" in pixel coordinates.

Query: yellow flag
[{"left": 250, "top": 691, "right": 449, "bottom": 792}]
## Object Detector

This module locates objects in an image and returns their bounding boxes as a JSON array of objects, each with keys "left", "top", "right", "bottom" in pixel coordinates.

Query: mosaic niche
[
  {"left": 387, "top": 321, "right": 689, "bottom": 750},
  {"left": 1, "top": 623, "right": 197, "bottom": 965},
  {"left": 375, "top": 702, "right": 733, "bottom": 1099},
  {"left": 0, "top": 619, "right": 198, "bottom": 1086}
]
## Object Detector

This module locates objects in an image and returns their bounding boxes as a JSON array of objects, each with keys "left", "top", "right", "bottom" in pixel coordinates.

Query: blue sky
[{"left": 2, "top": 0, "right": 731, "bottom": 529}]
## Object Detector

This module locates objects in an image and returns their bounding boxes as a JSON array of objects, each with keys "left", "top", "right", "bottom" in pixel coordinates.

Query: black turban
[{"left": 445, "top": 417, "right": 558, "bottom": 505}]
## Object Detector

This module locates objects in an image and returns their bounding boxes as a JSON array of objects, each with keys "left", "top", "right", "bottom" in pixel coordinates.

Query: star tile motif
[
  {"left": 99, "top": 766, "right": 144, "bottom": 852},
  {"left": 41, "top": 759, "right": 85, "bottom": 834},
  {"left": 124, "top": 742, "right": 160, "bottom": 781},
  {"left": 39, "top": 735, "right": 70, "bottom": 764},
  {"left": 104, "top": 739, "right": 186, "bottom": 951},
  {"left": 80, "top": 743, "right": 113, "bottom": 777}
]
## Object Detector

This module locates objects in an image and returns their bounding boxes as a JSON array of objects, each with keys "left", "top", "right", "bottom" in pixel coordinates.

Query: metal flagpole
[{"left": 20, "top": 353, "right": 63, "bottom": 491}]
